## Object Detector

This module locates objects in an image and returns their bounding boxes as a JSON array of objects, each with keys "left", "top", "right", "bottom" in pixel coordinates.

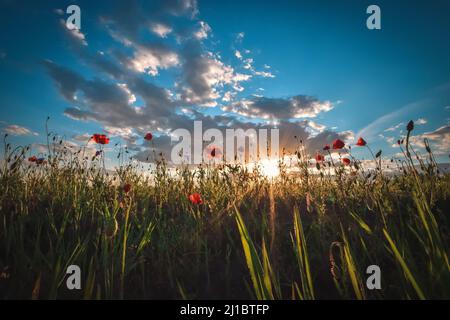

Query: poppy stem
[{"left": 366, "top": 145, "right": 379, "bottom": 171}]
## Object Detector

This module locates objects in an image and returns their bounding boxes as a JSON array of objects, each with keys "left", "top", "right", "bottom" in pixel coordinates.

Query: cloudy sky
[{"left": 0, "top": 0, "right": 449, "bottom": 165}]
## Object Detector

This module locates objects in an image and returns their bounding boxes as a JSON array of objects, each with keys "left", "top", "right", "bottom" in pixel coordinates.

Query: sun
[{"left": 259, "top": 159, "right": 280, "bottom": 178}]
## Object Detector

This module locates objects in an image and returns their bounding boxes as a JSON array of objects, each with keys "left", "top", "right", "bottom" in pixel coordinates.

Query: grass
[{"left": 0, "top": 122, "right": 449, "bottom": 299}]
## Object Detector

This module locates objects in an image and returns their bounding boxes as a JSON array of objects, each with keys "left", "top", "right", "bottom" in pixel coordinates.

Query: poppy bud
[
  {"left": 144, "top": 133, "right": 153, "bottom": 141},
  {"left": 407, "top": 120, "right": 414, "bottom": 132}
]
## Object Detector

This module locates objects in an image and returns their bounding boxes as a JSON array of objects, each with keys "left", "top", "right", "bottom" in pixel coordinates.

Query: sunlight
[{"left": 259, "top": 159, "right": 280, "bottom": 178}]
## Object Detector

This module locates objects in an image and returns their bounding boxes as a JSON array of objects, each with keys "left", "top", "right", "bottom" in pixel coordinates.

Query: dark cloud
[{"left": 43, "top": 60, "right": 84, "bottom": 101}]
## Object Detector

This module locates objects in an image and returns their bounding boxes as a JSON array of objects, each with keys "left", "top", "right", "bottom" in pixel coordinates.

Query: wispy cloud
[
  {"left": 3, "top": 125, "right": 38, "bottom": 136},
  {"left": 357, "top": 99, "right": 428, "bottom": 140}
]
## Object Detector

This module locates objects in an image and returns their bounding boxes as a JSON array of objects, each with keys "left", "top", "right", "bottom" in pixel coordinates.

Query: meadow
[{"left": 0, "top": 120, "right": 449, "bottom": 299}]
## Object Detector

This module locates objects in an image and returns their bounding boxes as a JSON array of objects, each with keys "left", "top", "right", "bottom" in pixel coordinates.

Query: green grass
[{"left": 0, "top": 127, "right": 449, "bottom": 299}]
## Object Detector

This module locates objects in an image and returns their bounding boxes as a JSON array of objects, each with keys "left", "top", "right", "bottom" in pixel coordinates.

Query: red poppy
[
  {"left": 323, "top": 145, "right": 330, "bottom": 151},
  {"left": 315, "top": 153, "right": 324, "bottom": 162},
  {"left": 123, "top": 183, "right": 131, "bottom": 193},
  {"left": 189, "top": 193, "right": 203, "bottom": 205},
  {"left": 356, "top": 137, "right": 367, "bottom": 147},
  {"left": 342, "top": 158, "right": 351, "bottom": 166},
  {"left": 92, "top": 134, "right": 110, "bottom": 145},
  {"left": 332, "top": 139, "right": 345, "bottom": 150},
  {"left": 144, "top": 132, "right": 153, "bottom": 141},
  {"left": 28, "top": 156, "right": 37, "bottom": 162}
]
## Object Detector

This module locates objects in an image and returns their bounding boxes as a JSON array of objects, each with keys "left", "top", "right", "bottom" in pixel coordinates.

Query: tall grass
[{"left": 0, "top": 121, "right": 449, "bottom": 299}]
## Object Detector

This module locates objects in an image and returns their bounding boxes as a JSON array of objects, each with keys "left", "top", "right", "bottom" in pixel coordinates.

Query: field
[{"left": 0, "top": 124, "right": 449, "bottom": 300}]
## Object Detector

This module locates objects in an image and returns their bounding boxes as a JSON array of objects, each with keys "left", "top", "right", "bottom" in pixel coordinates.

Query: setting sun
[{"left": 259, "top": 159, "right": 280, "bottom": 178}]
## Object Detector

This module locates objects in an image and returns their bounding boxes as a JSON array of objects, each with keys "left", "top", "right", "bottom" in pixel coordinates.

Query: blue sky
[{"left": 0, "top": 0, "right": 449, "bottom": 165}]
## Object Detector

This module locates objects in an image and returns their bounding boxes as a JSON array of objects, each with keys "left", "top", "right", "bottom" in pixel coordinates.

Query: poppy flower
[
  {"left": 123, "top": 183, "right": 131, "bottom": 193},
  {"left": 332, "top": 139, "right": 345, "bottom": 150},
  {"left": 356, "top": 137, "right": 367, "bottom": 147},
  {"left": 342, "top": 158, "right": 351, "bottom": 166},
  {"left": 323, "top": 145, "right": 330, "bottom": 151},
  {"left": 144, "top": 132, "right": 153, "bottom": 141},
  {"left": 210, "top": 148, "right": 216, "bottom": 158},
  {"left": 92, "top": 134, "right": 110, "bottom": 145},
  {"left": 315, "top": 153, "right": 324, "bottom": 162},
  {"left": 189, "top": 192, "right": 203, "bottom": 205},
  {"left": 28, "top": 156, "right": 37, "bottom": 162}
]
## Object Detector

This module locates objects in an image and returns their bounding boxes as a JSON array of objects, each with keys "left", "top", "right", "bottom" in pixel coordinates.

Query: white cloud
[
  {"left": 416, "top": 118, "right": 427, "bottom": 125},
  {"left": 181, "top": 53, "right": 251, "bottom": 105},
  {"left": 254, "top": 70, "right": 275, "bottom": 78},
  {"left": 151, "top": 23, "right": 172, "bottom": 38},
  {"left": 194, "top": 21, "right": 211, "bottom": 40},
  {"left": 222, "top": 91, "right": 235, "bottom": 102},
  {"left": 385, "top": 122, "right": 404, "bottom": 132},
  {"left": 128, "top": 45, "right": 179, "bottom": 75},
  {"left": 4, "top": 125, "right": 38, "bottom": 136}
]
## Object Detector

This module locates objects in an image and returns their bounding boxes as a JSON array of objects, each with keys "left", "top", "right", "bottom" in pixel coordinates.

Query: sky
[{"left": 0, "top": 0, "right": 449, "bottom": 166}]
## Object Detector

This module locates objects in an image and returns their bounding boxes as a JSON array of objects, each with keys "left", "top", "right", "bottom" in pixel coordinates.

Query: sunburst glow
[{"left": 259, "top": 159, "right": 280, "bottom": 178}]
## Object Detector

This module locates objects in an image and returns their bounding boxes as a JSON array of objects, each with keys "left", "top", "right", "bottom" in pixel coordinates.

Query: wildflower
[
  {"left": 315, "top": 153, "right": 324, "bottom": 162},
  {"left": 342, "top": 158, "right": 351, "bottom": 166},
  {"left": 332, "top": 139, "right": 345, "bottom": 150},
  {"left": 123, "top": 183, "right": 131, "bottom": 194},
  {"left": 323, "top": 145, "right": 330, "bottom": 151},
  {"left": 36, "top": 158, "right": 46, "bottom": 165},
  {"left": 92, "top": 134, "right": 110, "bottom": 145},
  {"left": 189, "top": 192, "right": 203, "bottom": 205},
  {"left": 28, "top": 156, "right": 37, "bottom": 162},
  {"left": 210, "top": 148, "right": 216, "bottom": 158},
  {"left": 144, "top": 132, "right": 153, "bottom": 141},
  {"left": 356, "top": 137, "right": 367, "bottom": 147}
]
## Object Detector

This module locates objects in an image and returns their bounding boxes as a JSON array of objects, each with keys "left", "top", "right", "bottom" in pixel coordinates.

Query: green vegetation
[{"left": 0, "top": 123, "right": 449, "bottom": 299}]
